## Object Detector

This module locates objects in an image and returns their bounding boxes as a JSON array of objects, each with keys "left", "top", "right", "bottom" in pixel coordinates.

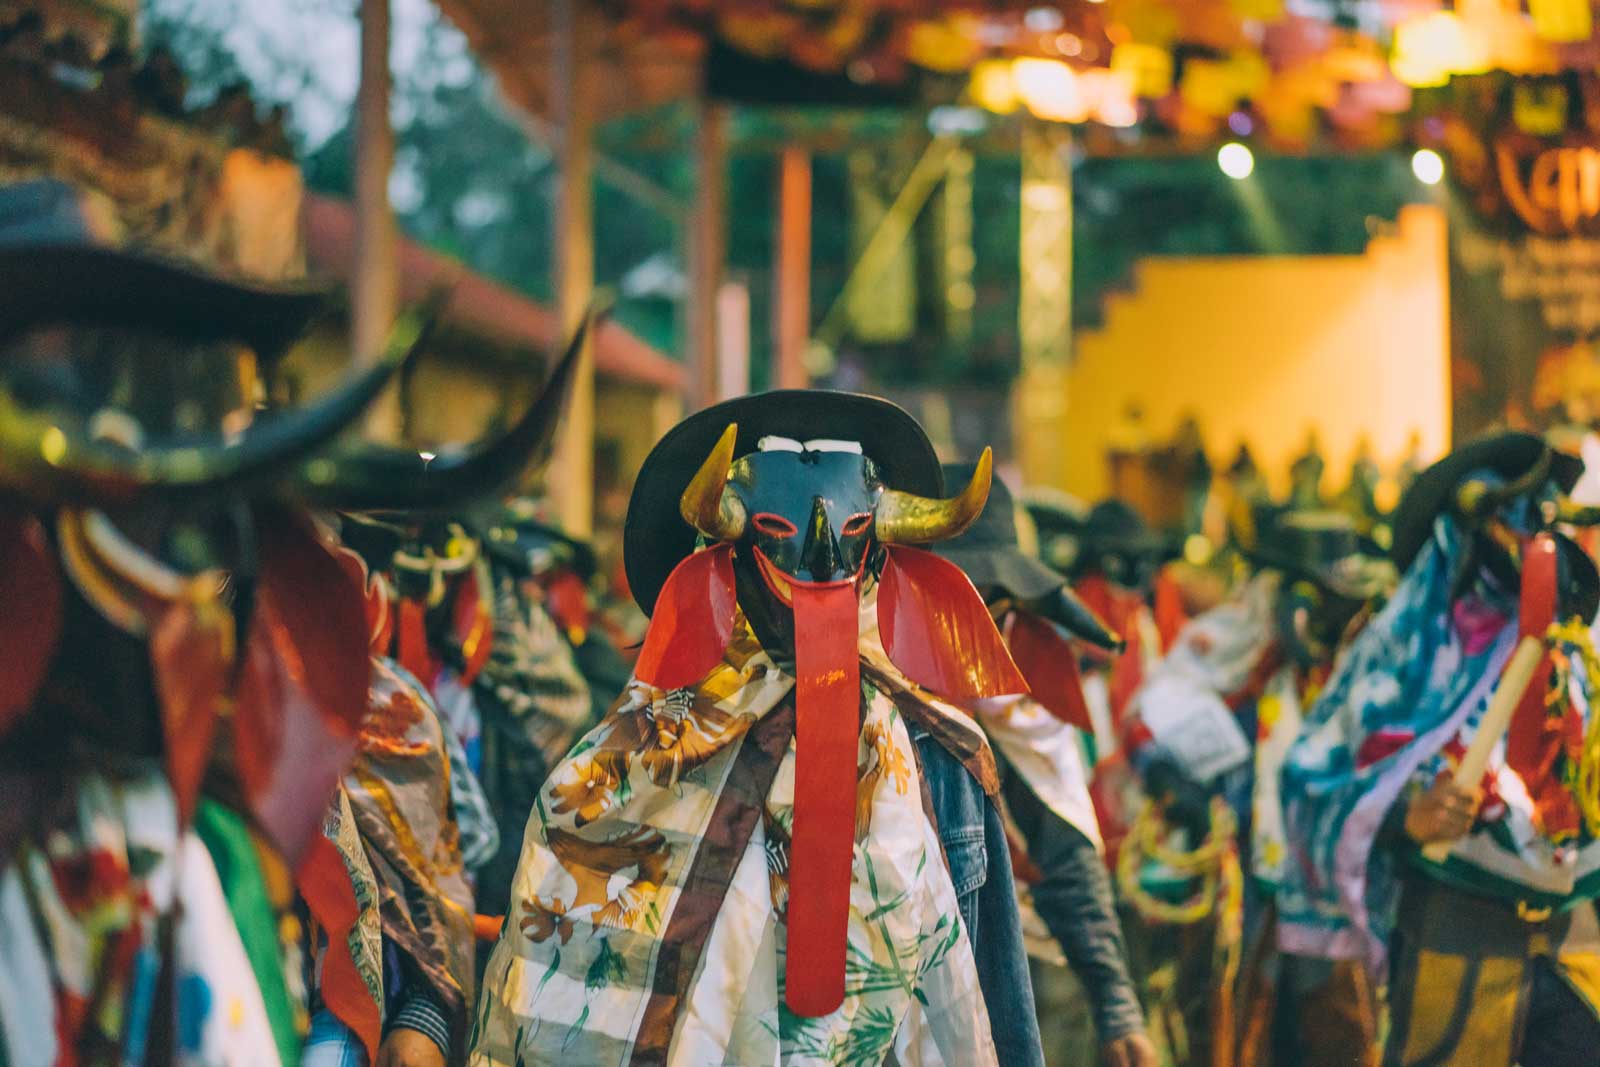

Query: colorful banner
[{"left": 1447, "top": 73, "right": 1600, "bottom": 437}]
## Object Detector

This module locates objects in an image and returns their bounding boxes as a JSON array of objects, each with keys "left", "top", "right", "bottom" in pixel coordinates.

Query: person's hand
[
  {"left": 1403, "top": 775, "right": 1479, "bottom": 845},
  {"left": 376, "top": 1029, "right": 446, "bottom": 1067},
  {"left": 1102, "top": 1031, "right": 1159, "bottom": 1067}
]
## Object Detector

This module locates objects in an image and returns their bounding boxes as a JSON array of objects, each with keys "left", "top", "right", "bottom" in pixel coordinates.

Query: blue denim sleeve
[{"left": 914, "top": 728, "right": 1047, "bottom": 1067}]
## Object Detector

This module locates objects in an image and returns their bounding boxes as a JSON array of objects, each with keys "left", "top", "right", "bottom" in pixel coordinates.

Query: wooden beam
[
  {"left": 354, "top": 0, "right": 400, "bottom": 441},
  {"left": 685, "top": 101, "right": 727, "bottom": 409},
  {"left": 548, "top": 0, "right": 596, "bottom": 537},
  {"left": 772, "top": 144, "right": 812, "bottom": 391},
  {"left": 1015, "top": 122, "right": 1074, "bottom": 490}
]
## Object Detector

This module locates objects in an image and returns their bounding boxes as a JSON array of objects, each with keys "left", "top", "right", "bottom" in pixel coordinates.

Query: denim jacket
[{"left": 914, "top": 726, "right": 1047, "bottom": 1067}]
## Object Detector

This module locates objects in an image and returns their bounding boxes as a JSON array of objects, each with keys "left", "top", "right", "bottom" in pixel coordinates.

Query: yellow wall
[{"left": 1030, "top": 204, "right": 1451, "bottom": 503}]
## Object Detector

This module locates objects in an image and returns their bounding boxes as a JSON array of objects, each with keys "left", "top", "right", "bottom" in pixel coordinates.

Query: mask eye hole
[
  {"left": 841, "top": 512, "right": 873, "bottom": 537},
  {"left": 752, "top": 513, "right": 798, "bottom": 539}
]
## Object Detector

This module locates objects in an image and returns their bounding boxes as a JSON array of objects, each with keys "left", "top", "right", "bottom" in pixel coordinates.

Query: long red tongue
[
  {"left": 786, "top": 580, "right": 861, "bottom": 1018},
  {"left": 1506, "top": 533, "right": 1574, "bottom": 837}
]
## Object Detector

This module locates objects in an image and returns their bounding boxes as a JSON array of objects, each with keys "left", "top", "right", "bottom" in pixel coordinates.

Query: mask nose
[{"left": 801, "top": 496, "right": 842, "bottom": 581}]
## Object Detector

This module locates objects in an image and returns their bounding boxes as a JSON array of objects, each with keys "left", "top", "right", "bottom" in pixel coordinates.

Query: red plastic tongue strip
[
  {"left": 1004, "top": 609, "right": 1093, "bottom": 730},
  {"left": 0, "top": 517, "right": 60, "bottom": 737},
  {"left": 785, "top": 579, "right": 861, "bottom": 1018},
  {"left": 149, "top": 593, "right": 231, "bottom": 826},
  {"left": 1505, "top": 532, "right": 1576, "bottom": 837},
  {"left": 396, "top": 596, "right": 434, "bottom": 687}
]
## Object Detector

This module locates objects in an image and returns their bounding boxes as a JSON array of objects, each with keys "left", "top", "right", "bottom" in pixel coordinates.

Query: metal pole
[
  {"left": 354, "top": 0, "right": 400, "bottom": 440},
  {"left": 549, "top": 0, "right": 596, "bottom": 537}
]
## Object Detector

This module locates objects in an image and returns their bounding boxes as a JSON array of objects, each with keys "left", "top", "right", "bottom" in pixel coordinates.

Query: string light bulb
[
  {"left": 1412, "top": 148, "right": 1445, "bottom": 185},
  {"left": 1218, "top": 142, "right": 1254, "bottom": 179}
]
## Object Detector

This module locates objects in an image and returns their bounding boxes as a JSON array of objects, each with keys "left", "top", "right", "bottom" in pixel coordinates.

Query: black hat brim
[
  {"left": 1244, "top": 545, "right": 1375, "bottom": 601},
  {"left": 480, "top": 518, "right": 598, "bottom": 581},
  {"left": 623, "top": 389, "right": 942, "bottom": 616},
  {"left": 1391, "top": 432, "right": 1584, "bottom": 572},
  {"left": 1077, "top": 528, "right": 1179, "bottom": 558},
  {"left": 1558, "top": 533, "right": 1600, "bottom": 625},
  {"left": 0, "top": 244, "right": 331, "bottom": 360},
  {"left": 935, "top": 544, "right": 1064, "bottom": 602}
]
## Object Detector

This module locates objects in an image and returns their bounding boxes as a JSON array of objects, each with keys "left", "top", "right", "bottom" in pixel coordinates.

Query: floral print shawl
[
  {"left": 469, "top": 626, "right": 997, "bottom": 1067},
  {"left": 1276, "top": 517, "right": 1518, "bottom": 971}
]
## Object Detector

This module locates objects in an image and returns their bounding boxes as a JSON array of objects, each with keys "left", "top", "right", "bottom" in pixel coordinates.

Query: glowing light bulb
[
  {"left": 1218, "top": 142, "right": 1254, "bottom": 180},
  {"left": 1411, "top": 147, "right": 1445, "bottom": 185},
  {"left": 970, "top": 59, "right": 1019, "bottom": 114},
  {"left": 1012, "top": 57, "right": 1087, "bottom": 122}
]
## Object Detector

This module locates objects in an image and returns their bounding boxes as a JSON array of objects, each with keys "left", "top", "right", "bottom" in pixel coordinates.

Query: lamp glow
[
  {"left": 1218, "top": 142, "right": 1254, "bottom": 180},
  {"left": 1013, "top": 57, "right": 1087, "bottom": 123},
  {"left": 1411, "top": 148, "right": 1445, "bottom": 185},
  {"left": 970, "top": 59, "right": 1019, "bottom": 114}
]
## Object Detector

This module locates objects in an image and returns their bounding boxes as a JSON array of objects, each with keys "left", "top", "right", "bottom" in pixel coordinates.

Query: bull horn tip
[
  {"left": 876, "top": 447, "right": 994, "bottom": 545},
  {"left": 679, "top": 422, "right": 745, "bottom": 539},
  {"left": 949, "top": 448, "right": 993, "bottom": 535},
  {"left": 973, "top": 447, "right": 993, "bottom": 488}
]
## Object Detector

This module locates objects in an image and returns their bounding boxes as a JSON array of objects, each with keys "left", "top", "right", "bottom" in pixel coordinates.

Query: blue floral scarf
[{"left": 1276, "top": 515, "right": 1519, "bottom": 971}]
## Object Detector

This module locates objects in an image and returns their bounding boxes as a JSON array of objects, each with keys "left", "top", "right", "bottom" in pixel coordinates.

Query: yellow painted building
[{"left": 1018, "top": 204, "right": 1451, "bottom": 504}]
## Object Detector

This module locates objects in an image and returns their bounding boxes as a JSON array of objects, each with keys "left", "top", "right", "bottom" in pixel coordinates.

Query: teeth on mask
[
  {"left": 757, "top": 436, "right": 805, "bottom": 453},
  {"left": 798, "top": 439, "right": 863, "bottom": 454},
  {"left": 754, "top": 436, "right": 863, "bottom": 455}
]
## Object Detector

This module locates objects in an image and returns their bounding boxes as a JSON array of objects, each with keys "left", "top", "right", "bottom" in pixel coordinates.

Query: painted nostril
[{"left": 801, "top": 496, "right": 841, "bottom": 580}]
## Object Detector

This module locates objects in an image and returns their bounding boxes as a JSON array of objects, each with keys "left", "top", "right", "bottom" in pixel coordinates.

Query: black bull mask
[
  {"left": 0, "top": 309, "right": 587, "bottom": 870},
  {"left": 629, "top": 424, "right": 1028, "bottom": 1017}
]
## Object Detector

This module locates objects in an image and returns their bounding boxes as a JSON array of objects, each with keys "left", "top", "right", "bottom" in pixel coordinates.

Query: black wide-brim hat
[
  {"left": 1077, "top": 498, "right": 1176, "bottom": 556},
  {"left": 473, "top": 504, "right": 599, "bottom": 581},
  {"left": 1391, "top": 431, "right": 1584, "bottom": 572},
  {"left": 0, "top": 246, "right": 331, "bottom": 356},
  {"left": 1244, "top": 509, "right": 1392, "bottom": 600},
  {"left": 623, "top": 390, "right": 943, "bottom": 616},
  {"left": 0, "top": 179, "right": 330, "bottom": 359},
  {"left": 933, "top": 461, "right": 1064, "bottom": 602},
  {"left": 1557, "top": 533, "right": 1600, "bottom": 624},
  {"left": 935, "top": 462, "right": 1122, "bottom": 649}
]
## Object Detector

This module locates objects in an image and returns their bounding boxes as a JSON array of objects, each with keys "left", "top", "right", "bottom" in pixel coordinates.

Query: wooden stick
[{"left": 1422, "top": 634, "right": 1546, "bottom": 863}]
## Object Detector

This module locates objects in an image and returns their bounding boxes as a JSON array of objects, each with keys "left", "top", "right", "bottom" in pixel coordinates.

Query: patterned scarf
[
  {"left": 973, "top": 693, "right": 1102, "bottom": 851},
  {"left": 475, "top": 569, "right": 593, "bottom": 762},
  {"left": 1128, "top": 573, "right": 1329, "bottom": 890},
  {"left": 470, "top": 569, "right": 595, "bottom": 919},
  {"left": 470, "top": 626, "right": 996, "bottom": 1067},
  {"left": 0, "top": 773, "right": 285, "bottom": 1067},
  {"left": 341, "top": 658, "right": 477, "bottom": 1055},
  {"left": 1275, "top": 516, "right": 1518, "bottom": 971}
]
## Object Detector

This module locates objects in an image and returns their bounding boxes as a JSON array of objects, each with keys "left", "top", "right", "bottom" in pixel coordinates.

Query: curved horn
[
  {"left": 876, "top": 446, "right": 992, "bottom": 545},
  {"left": 679, "top": 422, "right": 747, "bottom": 541},
  {"left": 0, "top": 303, "right": 434, "bottom": 505},
  {"left": 1553, "top": 498, "right": 1600, "bottom": 527},
  {"left": 296, "top": 311, "right": 587, "bottom": 512},
  {"left": 1456, "top": 448, "right": 1552, "bottom": 520}
]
